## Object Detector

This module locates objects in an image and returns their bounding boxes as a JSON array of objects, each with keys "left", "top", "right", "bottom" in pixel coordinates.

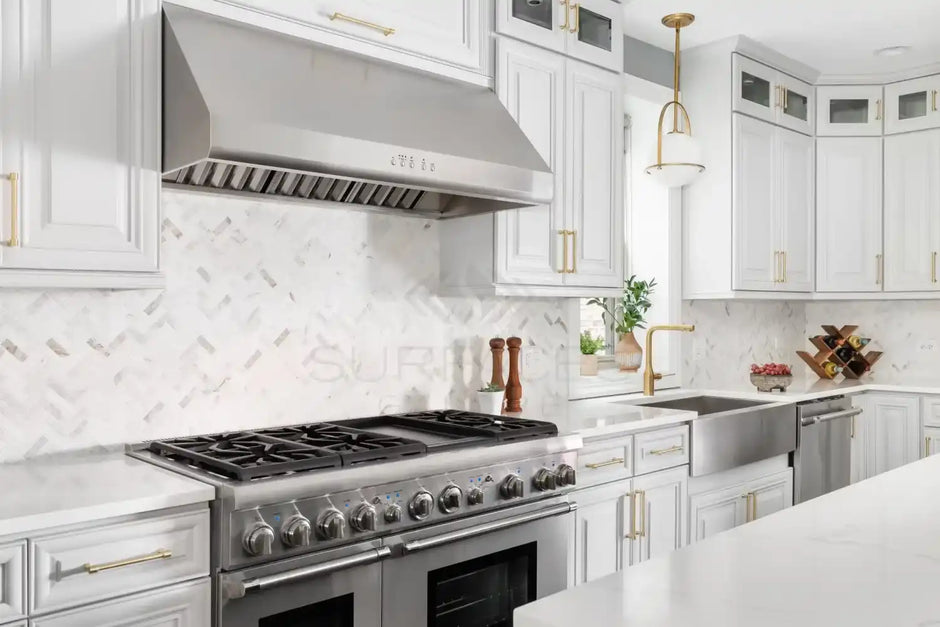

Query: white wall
[{"left": 0, "top": 190, "right": 569, "bottom": 462}]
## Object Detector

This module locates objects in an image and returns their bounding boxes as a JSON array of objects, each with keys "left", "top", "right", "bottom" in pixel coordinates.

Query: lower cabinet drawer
[
  {"left": 578, "top": 437, "right": 634, "bottom": 486},
  {"left": 30, "top": 508, "right": 210, "bottom": 615},
  {"left": 634, "top": 425, "right": 690, "bottom": 475},
  {"left": 0, "top": 540, "right": 26, "bottom": 623},
  {"left": 30, "top": 578, "right": 210, "bottom": 627}
]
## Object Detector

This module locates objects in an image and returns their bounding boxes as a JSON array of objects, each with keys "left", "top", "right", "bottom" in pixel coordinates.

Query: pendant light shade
[{"left": 645, "top": 13, "right": 705, "bottom": 188}]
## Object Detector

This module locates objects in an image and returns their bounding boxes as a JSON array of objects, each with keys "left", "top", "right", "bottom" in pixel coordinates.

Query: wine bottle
[
  {"left": 822, "top": 361, "right": 843, "bottom": 377},
  {"left": 811, "top": 335, "right": 844, "bottom": 350},
  {"left": 847, "top": 335, "right": 870, "bottom": 350},
  {"left": 835, "top": 345, "right": 855, "bottom": 364}
]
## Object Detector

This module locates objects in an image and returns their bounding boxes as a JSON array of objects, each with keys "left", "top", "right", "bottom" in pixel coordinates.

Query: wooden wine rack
[{"left": 796, "top": 325, "right": 883, "bottom": 380}]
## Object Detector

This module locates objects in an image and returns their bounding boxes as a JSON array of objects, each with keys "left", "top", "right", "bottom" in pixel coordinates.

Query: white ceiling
[{"left": 621, "top": 0, "right": 940, "bottom": 77}]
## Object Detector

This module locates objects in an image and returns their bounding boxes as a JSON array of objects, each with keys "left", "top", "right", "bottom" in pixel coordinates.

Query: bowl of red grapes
[{"left": 749, "top": 363, "right": 793, "bottom": 392}]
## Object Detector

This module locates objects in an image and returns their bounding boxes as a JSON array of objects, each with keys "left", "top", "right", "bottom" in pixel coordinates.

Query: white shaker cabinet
[
  {"left": 867, "top": 394, "right": 921, "bottom": 475},
  {"left": 816, "top": 137, "right": 883, "bottom": 292},
  {"left": 629, "top": 466, "right": 688, "bottom": 565},
  {"left": 851, "top": 396, "right": 871, "bottom": 484},
  {"left": 0, "top": 541, "right": 25, "bottom": 624},
  {"left": 775, "top": 126, "right": 814, "bottom": 292},
  {"left": 0, "top": 0, "right": 161, "bottom": 287},
  {"left": 883, "top": 130, "right": 940, "bottom": 292},
  {"left": 816, "top": 85, "right": 884, "bottom": 136},
  {"left": 689, "top": 466, "right": 793, "bottom": 544},
  {"left": 732, "top": 54, "right": 813, "bottom": 135},
  {"left": 573, "top": 480, "right": 627, "bottom": 585},
  {"left": 884, "top": 74, "right": 940, "bottom": 135}
]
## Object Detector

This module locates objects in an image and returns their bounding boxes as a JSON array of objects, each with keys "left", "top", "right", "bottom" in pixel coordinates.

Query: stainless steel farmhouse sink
[{"left": 624, "top": 395, "right": 797, "bottom": 476}]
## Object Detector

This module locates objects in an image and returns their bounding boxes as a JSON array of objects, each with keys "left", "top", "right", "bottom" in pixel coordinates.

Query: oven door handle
[
  {"left": 401, "top": 502, "right": 575, "bottom": 555},
  {"left": 801, "top": 407, "right": 862, "bottom": 427},
  {"left": 228, "top": 546, "right": 392, "bottom": 599}
]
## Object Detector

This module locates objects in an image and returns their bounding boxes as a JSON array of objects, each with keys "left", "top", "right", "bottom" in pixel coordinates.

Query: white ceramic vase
[{"left": 476, "top": 390, "right": 505, "bottom": 415}]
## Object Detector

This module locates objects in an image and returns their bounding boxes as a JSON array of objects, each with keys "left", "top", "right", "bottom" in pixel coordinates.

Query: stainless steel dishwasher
[{"left": 793, "top": 395, "right": 863, "bottom": 504}]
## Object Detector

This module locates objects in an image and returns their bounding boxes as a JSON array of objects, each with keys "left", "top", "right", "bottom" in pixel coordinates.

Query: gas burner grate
[
  {"left": 149, "top": 432, "right": 342, "bottom": 481},
  {"left": 391, "top": 410, "right": 559, "bottom": 442},
  {"left": 256, "top": 424, "right": 426, "bottom": 465}
]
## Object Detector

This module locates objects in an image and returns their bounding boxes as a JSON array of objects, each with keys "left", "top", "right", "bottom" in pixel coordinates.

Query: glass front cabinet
[
  {"left": 885, "top": 75, "right": 940, "bottom": 134},
  {"left": 816, "top": 85, "right": 883, "bottom": 136},
  {"left": 732, "top": 53, "right": 814, "bottom": 135}
]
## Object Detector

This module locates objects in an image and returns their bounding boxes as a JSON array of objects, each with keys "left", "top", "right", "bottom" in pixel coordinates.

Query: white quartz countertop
[
  {"left": 516, "top": 453, "right": 940, "bottom": 627},
  {"left": 0, "top": 453, "right": 214, "bottom": 539}
]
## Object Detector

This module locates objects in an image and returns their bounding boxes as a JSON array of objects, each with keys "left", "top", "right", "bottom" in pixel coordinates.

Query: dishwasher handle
[{"left": 800, "top": 407, "right": 862, "bottom": 427}]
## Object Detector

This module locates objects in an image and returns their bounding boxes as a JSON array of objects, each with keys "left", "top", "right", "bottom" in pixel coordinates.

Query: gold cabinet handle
[
  {"left": 743, "top": 493, "right": 756, "bottom": 523},
  {"left": 636, "top": 489, "right": 647, "bottom": 538},
  {"left": 783, "top": 251, "right": 787, "bottom": 283},
  {"left": 329, "top": 12, "right": 395, "bottom": 36},
  {"left": 875, "top": 98, "right": 883, "bottom": 121},
  {"left": 84, "top": 549, "right": 172, "bottom": 575},
  {"left": 559, "top": 0, "right": 570, "bottom": 30},
  {"left": 557, "top": 230, "right": 569, "bottom": 274},
  {"left": 585, "top": 457, "right": 624, "bottom": 469},
  {"left": 932, "top": 252, "right": 937, "bottom": 283},
  {"left": 774, "top": 85, "right": 781, "bottom": 109},
  {"left": 925, "top": 436, "right": 931, "bottom": 458},
  {"left": 876, "top": 254, "right": 883, "bottom": 285},
  {"left": 625, "top": 491, "right": 637, "bottom": 539},
  {"left": 569, "top": 3, "right": 580, "bottom": 33},
  {"left": 3, "top": 172, "right": 18, "bottom": 247},
  {"left": 783, "top": 86, "right": 789, "bottom": 110},
  {"left": 933, "top": 90, "right": 938, "bottom": 112},
  {"left": 569, "top": 229, "right": 577, "bottom": 273},
  {"left": 649, "top": 444, "right": 684, "bottom": 456},
  {"left": 773, "top": 251, "right": 781, "bottom": 283}
]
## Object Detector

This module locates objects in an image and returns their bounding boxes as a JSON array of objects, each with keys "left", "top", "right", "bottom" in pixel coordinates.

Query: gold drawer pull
[
  {"left": 875, "top": 98, "right": 883, "bottom": 121},
  {"left": 569, "top": 229, "right": 577, "bottom": 273},
  {"left": 636, "top": 489, "right": 647, "bottom": 538},
  {"left": 649, "top": 444, "right": 683, "bottom": 456},
  {"left": 3, "top": 172, "right": 18, "bottom": 247},
  {"left": 84, "top": 549, "right": 172, "bottom": 574},
  {"left": 742, "top": 493, "right": 756, "bottom": 523},
  {"left": 559, "top": 0, "right": 569, "bottom": 30},
  {"left": 329, "top": 12, "right": 395, "bottom": 36},
  {"left": 933, "top": 90, "right": 938, "bottom": 112},
  {"left": 585, "top": 457, "right": 624, "bottom": 469},
  {"left": 569, "top": 3, "right": 580, "bottom": 33},
  {"left": 557, "top": 230, "right": 569, "bottom": 274}
]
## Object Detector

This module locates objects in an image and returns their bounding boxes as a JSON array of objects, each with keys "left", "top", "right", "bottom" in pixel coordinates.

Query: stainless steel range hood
[{"left": 162, "top": 4, "right": 553, "bottom": 218}]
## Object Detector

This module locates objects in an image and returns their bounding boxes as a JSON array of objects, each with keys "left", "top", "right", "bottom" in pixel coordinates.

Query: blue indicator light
[
  {"left": 396, "top": 493, "right": 400, "bottom": 498},
  {"left": 478, "top": 477, "right": 482, "bottom": 482},
  {"left": 386, "top": 495, "right": 391, "bottom": 499},
  {"left": 273, "top": 515, "right": 281, "bottom": 522},
  {"left": 345, "top": 503, "right": 350, "bottom": 507}
]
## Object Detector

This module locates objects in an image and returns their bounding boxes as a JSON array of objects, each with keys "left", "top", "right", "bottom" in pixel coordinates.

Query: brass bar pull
[
  {"left": 932, "top": 252, "right": 937, "bottom": 283},
  {"left": 783, "top": 251, "right": 787, "bottom": 283},
  {"left": 636, "top": 490, "right": 647, "bottom": 538},
  {"left": 743, "top": 493, "right": 754, "bottom": 523},
  {"left": 649, "top": 445, "right": 683, "bottom": 456},
  {"left": 329, "top": 12, "right": 395, "bottom": 36},
  {"left": 875, "top": 99, "right": 883, "bottom": 121},
  {"left": 557, "top": 230, "right": 568, "bottom": 274},
  {"left": 84, "top": 549, "right": 172, "bottom": 575},
  {"left": 559, "top": 0, "right": 570, "bottom": 30},
  {"left": 569, "top": 230, "right": 577, "bottom": 273},
  {"left": 585, "top": 457, "right": 623, "bottom": 470},
  {"left": 876, "top": 254, "right": 883, "bottom": 285},
  {"left": 569, "top": 3, "right": 580, "bottom": 33},
  {"left": 774, "top": 85, "right": 781, "bottom": 109},
  {"left": 783, "top": 87, "right": 789, "bottom": 110},
  {"left": 4, "top": 172, "right": 18, "bottom": 247},
  {"left": 625, "top": 491, "right": 637, "bottom": 539},
  {"left": 933, "top": 90, "right": 938, "bottom": 112},
  {"left": 927, "top": 436, "right": 932, "bottom": 458},
  {"left": 751, "top": 493, "right": 757, "bottom": 521}
]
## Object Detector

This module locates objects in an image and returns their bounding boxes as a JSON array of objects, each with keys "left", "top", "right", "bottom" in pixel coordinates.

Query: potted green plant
[
  {"left": 588, "top": 276, "right": 657, "bottom": 372},
  {"left": 579, "top": 331, "right": 605, "bottom": 376},
  {"left": 476, "top": 383, "right": 505, "bottom": 415}
]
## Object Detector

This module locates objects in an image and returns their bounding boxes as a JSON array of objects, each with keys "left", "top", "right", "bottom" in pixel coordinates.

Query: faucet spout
[{"left": 643, "top": 324, "right": 695, "bottom": 396}]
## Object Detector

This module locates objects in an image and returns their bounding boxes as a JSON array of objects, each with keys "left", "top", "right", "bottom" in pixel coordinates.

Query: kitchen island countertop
[{"left": 515, "top": 452, "right": 940, "bottom": 627}]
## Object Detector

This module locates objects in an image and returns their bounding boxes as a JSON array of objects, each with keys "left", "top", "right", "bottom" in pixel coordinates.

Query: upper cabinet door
[
  {"left": 777, "top": 74, "right": 814, "bottom": 135},
  {"left": 816, "top": 85, "right": 883, "bottom": 137},
  {"left": 816, "top": 137, "right": 883, "bottom": 292},
  {"left": 564, "top": 58, "right": 623, "bottom": 288},
  {"left": 495, "top": 0, "right": 568, "bottom": 55},
  {"left": 0, "top": 0, "right": 160, "bottom": 274},
  {"left": 565, "top": 0, "right": 623, "bottom": 72},
  {"left": 885, "top": 75, "right": 940, "bottom": 135},
  {"left": 884, "top": 130, "right": 940, "bottom": 291},
  {"left": 733, "top": 54, "right": 778, "bottom": 125},
  {"left": 775, "top": 127, "right": 814, "bottom": 292},
  {"left": 733, "top": 114, "right": 778, "bottom": 291},
  {"left": 494, "top": 38, "right": 566, "bottom": 286}
]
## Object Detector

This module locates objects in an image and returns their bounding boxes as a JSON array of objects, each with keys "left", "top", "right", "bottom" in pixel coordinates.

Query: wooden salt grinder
[
  {"left": 489, "top": 338, "right": 506, "bottom": 389},
  {"left": 505, "top": 337, "right": 522, "bottom": 413}
]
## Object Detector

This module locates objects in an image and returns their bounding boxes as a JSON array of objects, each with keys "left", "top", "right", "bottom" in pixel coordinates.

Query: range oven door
[
  {"left": 218, "top": 540, "right": 388, "bottom": 627},
  {"left": 382, "top": 496, "right": 574, "bottom": 627}
]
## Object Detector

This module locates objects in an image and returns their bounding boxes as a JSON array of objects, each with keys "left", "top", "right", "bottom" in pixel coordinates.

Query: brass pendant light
[{"left": 645, "top": 13, "right": 706, "bottom": 188}]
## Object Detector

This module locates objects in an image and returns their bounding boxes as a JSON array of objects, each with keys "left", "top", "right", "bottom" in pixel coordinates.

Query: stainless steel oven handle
[
  {"left": 801, "top": 407, "right": 862, "bottom": 427},
  {"left": 402, "top": 502, "right": 575, "bottom": 554},
  {"left": 231, "top": 546, "right": 392, "bottom": 598}
]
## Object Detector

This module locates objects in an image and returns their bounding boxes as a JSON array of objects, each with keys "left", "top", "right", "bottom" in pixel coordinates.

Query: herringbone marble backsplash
[{"left": 0, "top": 190, "right": 569, "bottom": 462}]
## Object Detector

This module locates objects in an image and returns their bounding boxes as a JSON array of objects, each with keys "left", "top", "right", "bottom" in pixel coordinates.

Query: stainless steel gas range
[{"left": 128, "top": 410, "right": 582, "bottom": 627}]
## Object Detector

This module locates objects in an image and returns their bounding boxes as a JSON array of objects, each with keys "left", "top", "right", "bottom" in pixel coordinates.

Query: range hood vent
[{"left": 161, "top": 4, "right": 553, "bottom": 219}]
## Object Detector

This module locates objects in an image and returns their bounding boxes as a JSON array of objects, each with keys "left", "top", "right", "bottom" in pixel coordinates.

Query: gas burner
[
  {"left": 397, "top": 410, "right": 558, "bottom": 441},
  {"left": 149, "top": 432, "right": 341, "bottom": 481},
  {"left": 257, "top": 424, "right": 426, "bottom": 465}
]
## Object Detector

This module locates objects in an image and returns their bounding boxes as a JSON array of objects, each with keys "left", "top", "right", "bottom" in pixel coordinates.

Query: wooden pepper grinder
[
  {"left": 505, "top": 337, "right": 523, "bottom": 413},
  {"left": 489, "top": 338, "right": 506, "bottom": 389}
]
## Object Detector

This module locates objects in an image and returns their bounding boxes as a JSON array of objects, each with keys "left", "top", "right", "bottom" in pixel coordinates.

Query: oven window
[
  {"left": 259, "top": 593, "right": 353, "bottom": 627},
  {"left": 427, "top": 542, "right": 537, "bottom": 627}
]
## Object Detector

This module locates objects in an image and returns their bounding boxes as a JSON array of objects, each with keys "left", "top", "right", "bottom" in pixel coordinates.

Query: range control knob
[
  {"left": 384, "top": 503, "right": 403, "bottom": 524},
  {"left": 500, "top": 474, "right": 525, "bottom": 499},
  {"left": 243, "top": 522, "right": 275, "bottom": 556},
  {"left": 467, "top": 487, "right": 485, "bottom": 506},
  {"left": 409, "top": 491, "right": 434, "bottom": 520},
  {"left": 280, "top": 515, "right": 312, "bottom": 548},
  {"left": 533, "top": 468, "right": 557, "bottom": 492},
  {"left": 555, "top": 464, "right": 577, "bottom": 487},
  {"left": 349, "top": 503, "right": 377, "bottom": 532},
  {"left": 439, "top": 485, "right": 463, "bottom": 514},
  {"left": 316, "top": 509, "right": 346, "bottom": 541}
]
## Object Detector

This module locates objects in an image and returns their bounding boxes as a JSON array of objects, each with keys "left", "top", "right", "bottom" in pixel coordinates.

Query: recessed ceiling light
[{"left": 875, "top": 46, "right": 911, "bottom": 57}]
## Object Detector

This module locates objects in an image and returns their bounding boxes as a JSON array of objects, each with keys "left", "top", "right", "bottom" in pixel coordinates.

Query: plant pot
[
  {"left": 614, "top": 332, "right": 643, "bottom": 372},
  {"left": 580, "top": 354, "right": 599, "bottom": 376},
  {"left": 476, "top": 390, "right": 505, "bottom": 415}
]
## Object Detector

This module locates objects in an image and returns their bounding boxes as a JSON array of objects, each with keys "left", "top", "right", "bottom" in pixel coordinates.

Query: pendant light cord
[{"left": 673, "top": 23, "right": 681, "bottom": 133}]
